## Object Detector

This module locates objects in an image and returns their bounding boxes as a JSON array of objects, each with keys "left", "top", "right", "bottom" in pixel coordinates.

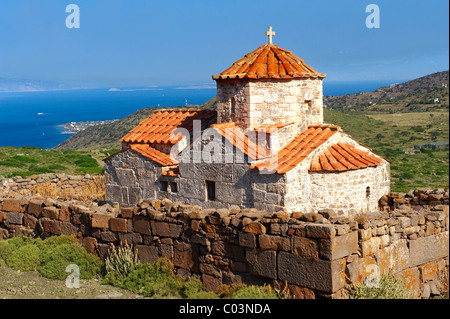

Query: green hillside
[
  {"left": 324, "top": 71, "right": 449, "bottom": 113},
  {"left": 0, "top": 147, "right": 106, "bottom": 178}
]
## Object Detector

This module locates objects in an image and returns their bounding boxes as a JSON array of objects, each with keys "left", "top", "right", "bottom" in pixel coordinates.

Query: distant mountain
[
  {"left": 324, "top": 71, "right": 449, "bottom": 113},
  {"left": 0, "top": 77, "right": 85, "bottom": 92}
]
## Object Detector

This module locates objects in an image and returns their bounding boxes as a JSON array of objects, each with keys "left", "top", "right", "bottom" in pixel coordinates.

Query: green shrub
[
  {"left": 0, "top": 240, "right": 17, "bottom": 261},
  {"left": 38, "top": 242, "right": 103, "bottom": 280},
  {"left": 0, "top": 235, "right": 102, "bottom": 280},
  {"left": 6, "top": 245, "right": 41, "bottom": 271},
  {"left": 229, "top": 285, "right": 279, "bottom": 299},
  {"left": 349, "top": 275, "right": 411, "bottom": 299},
  {"left": 121, "top": 258, "right": 184, "bottom": 298}
]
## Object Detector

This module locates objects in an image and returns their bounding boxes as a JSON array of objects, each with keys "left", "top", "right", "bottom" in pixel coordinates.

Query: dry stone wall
[{"left": 0, "top": 191, "right": 448, "bottom": 299}]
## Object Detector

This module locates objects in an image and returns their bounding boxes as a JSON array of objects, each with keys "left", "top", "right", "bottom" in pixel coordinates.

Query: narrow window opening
[
  {"left": 160, "top": 181, "right": 169, "bottom": 192},
  {"left": 170, "top": 182, "right": 178, "bottom": 193},
  {"left": 206, "top": 181, "right": 216, "bottom": 201},
  {"left": 230, "top": 97, "right": 236, "bottom": 114},
  {"left": 366, "top": 186, "right": 371, "bottom": 199}
]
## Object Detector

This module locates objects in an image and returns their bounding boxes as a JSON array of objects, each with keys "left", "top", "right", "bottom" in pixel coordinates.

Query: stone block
[
  {"left": 118, "top": 232, "right": 142, "bottom": 245},
  {"left": 246, "top": 249, "right": 277, "bottom": 279},
  {"left": 420, "top": 263, "right": 438, "bottom": 282},
  {"left": 397, "top": 217, "right": 411, "bottom": 228},
  {"left": 374, "top": 239, "right": 409, "bottom": 275},
  {"left": 41, "top": 218, "right": 61, "bottom": 235},
  {"left": 173, "top": 240, "right": 195, "bottom": 270},
  {"left": 319, "top": 231, "right": 358, "bottom": 261},
  {"left": 136, "top": 245, "right": 159, "bottom": 264},
  {"left": 409, "top": 231, "right": 449, "bottom": 267},
  {"left": 23, "top": 214, "right": 37, "bottom": 229},
  {"left": 120, "top": 206, "right": 136, "bottom": 219},
  {"left": 42, "top": 206, "right": 60, "bottom": 220},
  {"left": 259, "top": 234, "right": 290, "bottom": 252},
  {"left": 58, "top": 205, "right": 71, "bottom": 222},
  {"left": 398, "top": 267, "right": 420, "bottom": 298},
  {"left": 100, "top": 231, "right": 118, "bottom": 242},
  {"left": 4, "top": 212, "right": 23, "bottom": 225},
  {"left": 243, "top": 221, "right": 266, "bottom": 235},
  {"left": 1, "top": 199, "right": 23, "bottom": 212},
  {"left": 150, "top": 220, "right": 182, "bottom": 238},
  {"left": 81, "top": 237, "right": 98, "bottom": 256},
  {"left": 60, "top": 222, "right": 78, "bottom": 236},
  {"left": 106, "top": 184, "right": 122, "bottom": 203},
  {"left": 133, "top": 216, "right": 151, "bottom": 235},
  {"left": 159, "top": 244, "right": 173, "bottom": 259},
  {"left": 91, "top": 213, "right": 112, "bottom": 229},
  {"left": 277, "top": 252, "right": 346, "bottom": 293},
  {"left": 199, "top": 263, "right": 222, "bottom": 278},
  {"left": 202, "top": 274, "right": 222, "bottom": 292},
  {"left": 27, "top": 200, "right": 44, "bottom": 217},
  {"left": 238, "top": 232, "right": 256, "bottom": 248},
  {"left": 110, "top": 218, "right": 128, "bottom": 233},
  {"left": 361, "top": 236, "right": 381, "bottom": 256},
  {"left": 292, "top": 236, "right": 319, "bottom": 259},
  {"left": 115, "top": 168, "right": 136, "bottom": 187},
  {"left": 306, "top": 224, "right": 336, "bottom": 239}
]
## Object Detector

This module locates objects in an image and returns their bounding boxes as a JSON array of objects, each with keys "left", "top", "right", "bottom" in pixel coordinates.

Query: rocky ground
[{"left": 0, "top": 259, "right": 143, "bottom": 299}]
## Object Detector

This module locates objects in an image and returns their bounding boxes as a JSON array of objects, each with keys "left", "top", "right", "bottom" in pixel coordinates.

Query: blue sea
[{"left": 0, "top": 80, "right": 397, "bottom": 149}]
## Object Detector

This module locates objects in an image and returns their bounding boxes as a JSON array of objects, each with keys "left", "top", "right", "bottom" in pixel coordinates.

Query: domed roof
[{"left": 212, "top": 43, "right": 326, "bottom": 80}]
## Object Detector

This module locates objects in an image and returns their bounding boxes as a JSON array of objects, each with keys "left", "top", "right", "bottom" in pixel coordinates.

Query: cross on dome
[{"left": 265, "top": 26, "right": 275, "bottom": 44}]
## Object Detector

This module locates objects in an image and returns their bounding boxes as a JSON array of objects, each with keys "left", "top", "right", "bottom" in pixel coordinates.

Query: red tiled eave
[
  {"left": 251, "top": 124, "right": 340, "bottom": 174},
  {"left": 210, "top": 122, "right": 271, "bottom": 160},
  {"left": 130, "top": 144, "right": 177, "bottom": 167},
  {"left": 120, "top": 109, "right": 217, "bottom": 145},
  {"left": 309, "top": 143, "right": 383, "bottom": 172}
]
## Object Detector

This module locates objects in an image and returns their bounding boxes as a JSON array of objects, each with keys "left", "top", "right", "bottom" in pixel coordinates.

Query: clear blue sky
[{"left": 0, "top": 0, "right": 448, "bottom": 87}]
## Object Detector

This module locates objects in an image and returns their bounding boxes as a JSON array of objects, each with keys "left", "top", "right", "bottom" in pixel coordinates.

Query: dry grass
[{"left": 30, "top": 177, "right": 105, "bottom": 202}]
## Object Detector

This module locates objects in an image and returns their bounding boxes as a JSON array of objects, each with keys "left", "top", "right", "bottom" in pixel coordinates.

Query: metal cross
[{"left": 265, "top": 26, "right": 275, "bottom": 44}]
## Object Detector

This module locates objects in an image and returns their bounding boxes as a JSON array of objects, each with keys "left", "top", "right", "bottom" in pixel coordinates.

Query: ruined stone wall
[{"left": 0, "top": 194, "right": 448, "bottom": 299}]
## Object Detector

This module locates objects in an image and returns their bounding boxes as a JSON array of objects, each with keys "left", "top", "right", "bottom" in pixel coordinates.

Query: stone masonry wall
[
  {"left": 216, "top": 78, "right": 323, "bottom": 131},
  {"left": 0, "top": 193, "right": 448, "bottom": 299}
]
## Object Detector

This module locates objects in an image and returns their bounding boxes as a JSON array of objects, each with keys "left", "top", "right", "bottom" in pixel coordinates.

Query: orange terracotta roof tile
[
  {"left": 251, "top": 124, "right": 340, "bottom": 174},
  {"left": 309, "top": 143, "right": 382, "bottom": 172},
  {"left": 210, "top": 122, "right": 271, "bottom": 160},
  {"left": 130, "top": 144, "right": 177, "bottom": 166},
  {"left": 121, "top": 109, "right": 217, "bottom": 144},
  {"left": 161, "top": 166, "right": 180, "bottom": 177},
  {"left": 213, "top": 44, "right": 326, "bottom": 80}
]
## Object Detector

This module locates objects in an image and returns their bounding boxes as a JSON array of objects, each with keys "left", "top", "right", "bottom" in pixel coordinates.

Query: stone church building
[{"left": 104, "top": 28, "right": 390, "bottom": 217}]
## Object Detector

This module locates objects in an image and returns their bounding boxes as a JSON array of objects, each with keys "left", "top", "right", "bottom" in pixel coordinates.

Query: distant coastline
[{"left": 59, "top": 119, "right": 119, "bottom": 134}]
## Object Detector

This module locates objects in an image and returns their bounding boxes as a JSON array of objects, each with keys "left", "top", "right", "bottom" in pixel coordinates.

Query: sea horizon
[{"left": 0, "top": 80, "right": 400, "bottom": 150}]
